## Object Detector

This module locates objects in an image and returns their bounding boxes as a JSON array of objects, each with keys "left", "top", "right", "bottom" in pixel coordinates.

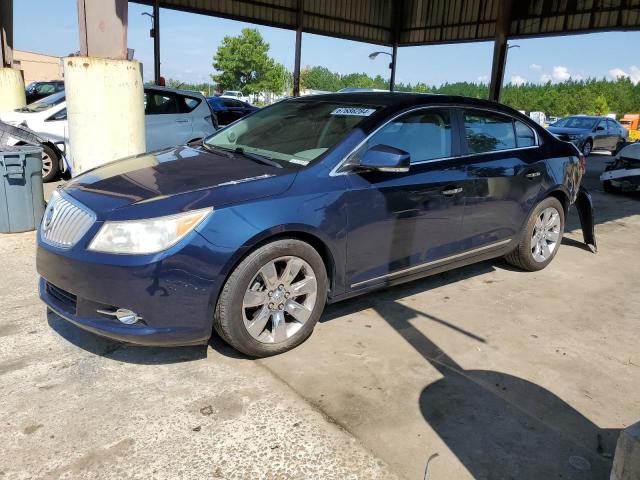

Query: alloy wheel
[
  {"left": 531, "top": 207, "right": 561, "bottom": 262},
  {"left": 42, "top": 152, "right": 52, "bottom": 178},
  {"left": 242, "top": 256, "right": 318, "bottom": 344},
  {"left": 582, "top": 142, "right": 592, "bottom": 157}
]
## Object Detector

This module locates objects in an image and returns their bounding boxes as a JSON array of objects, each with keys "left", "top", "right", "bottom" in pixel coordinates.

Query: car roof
[
  {"left": 292, "top": 91, "right": 521, "bottom": 115},
  {"left": 145, "top": 85, "right": 205, "bottom": 98}
]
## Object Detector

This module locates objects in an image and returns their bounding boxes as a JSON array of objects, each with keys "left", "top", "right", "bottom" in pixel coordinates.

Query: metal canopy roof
[{"left": 133, "top": 0, "right": 640, "bottom": 47}]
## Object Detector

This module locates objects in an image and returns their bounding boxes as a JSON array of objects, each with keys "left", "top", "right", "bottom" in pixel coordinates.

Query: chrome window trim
[
  {"left": 350, "top": 238, "right": 513, "bottom": 289},
  {"left": 330, "top": 104, "right": 540, "bottom": 176}
]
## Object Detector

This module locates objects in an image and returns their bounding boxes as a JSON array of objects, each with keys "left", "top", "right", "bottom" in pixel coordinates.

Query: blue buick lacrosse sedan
[{"left": 37, "top": 93, "right": 595, "bottom": 357}]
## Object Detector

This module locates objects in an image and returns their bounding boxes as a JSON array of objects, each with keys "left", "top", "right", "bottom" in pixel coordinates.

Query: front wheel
[
  {"left": 581, "top": 140, "right": 592, "bottom": 157},
  {"left": 213, "top": 239, "right": 328, "bottom": 357},
  {"left": 505, "top": 197, "right": 565, "bottom": 271}
]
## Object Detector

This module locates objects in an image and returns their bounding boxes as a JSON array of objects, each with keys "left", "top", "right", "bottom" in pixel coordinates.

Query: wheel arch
[
  {"left": 546, "top": 188, "right": 570, "bottom": 217},
  {"left": 217, "top": 225, "right": 339, "bottom": 302}
]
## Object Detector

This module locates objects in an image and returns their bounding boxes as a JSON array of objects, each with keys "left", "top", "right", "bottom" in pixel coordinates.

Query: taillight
[{"left": 578, "top": 153, "right": 586, "bottom": 175}]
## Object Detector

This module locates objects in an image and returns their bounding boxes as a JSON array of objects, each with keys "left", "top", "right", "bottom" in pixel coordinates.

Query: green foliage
[
  {"left": 164, "top": 79, "right": 217, "bottom": 96},
  {"left": 298, "top": 66, "right": 640, "bottom": 116},
  {"left": 212, "top": 28, "right": 288, "bottom": 95}
]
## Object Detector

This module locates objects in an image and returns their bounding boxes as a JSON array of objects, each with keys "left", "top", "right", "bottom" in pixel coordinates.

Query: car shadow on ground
[
  {"left": 47, "top": 310, "right": 208, "bottom": 365},
  {"left": 323, "top": 281, "right": 619, "bottom": 479}
]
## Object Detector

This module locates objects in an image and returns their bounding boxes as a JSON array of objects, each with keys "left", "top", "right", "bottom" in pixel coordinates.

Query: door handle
[
  {"left": 525, "top": 171, "right": 541, "bottom": 179},
  {"left": 175, "top": 119, "right": 189, "bottom": 123},
  {"left": 441, "top": 187, "right": 463, "bottom": 196}
]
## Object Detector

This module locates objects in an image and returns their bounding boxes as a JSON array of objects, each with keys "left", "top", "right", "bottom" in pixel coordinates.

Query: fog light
[
  {"left": 97, "top": 307, "right": 142, "bottom": 324},
  {"left": 115, "top": 309, "right": 141, "bottom": 325}
]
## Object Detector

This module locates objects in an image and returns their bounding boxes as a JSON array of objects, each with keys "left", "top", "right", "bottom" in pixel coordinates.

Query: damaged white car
[{"left": 601, "top": 142, "right": 640, "bottom": 193}]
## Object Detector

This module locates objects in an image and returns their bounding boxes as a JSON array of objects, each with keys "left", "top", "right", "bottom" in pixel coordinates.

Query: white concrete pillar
[
  {"left": 63, "top": 57, "right": 145, "bottom": 175},
  {"left": 0, "top": 67, "right": 26, "bottom": 112}
]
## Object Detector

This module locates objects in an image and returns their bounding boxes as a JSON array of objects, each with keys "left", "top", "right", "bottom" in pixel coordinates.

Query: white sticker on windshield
[{"left": 330, "top": 107, "right": 376, "bottom": 117}]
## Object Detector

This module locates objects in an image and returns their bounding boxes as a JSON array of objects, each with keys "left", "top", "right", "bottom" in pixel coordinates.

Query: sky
[{"left": 13, "top": 0, "right": 640, "bottom": 87}]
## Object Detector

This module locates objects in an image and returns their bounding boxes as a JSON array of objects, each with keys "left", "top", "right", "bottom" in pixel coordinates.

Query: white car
[
  {"left": 0, "top": 86, "right": 216, "bottom": 182},
  {"left": 220, "top": 90, "right": 250, "bottom": 103}
]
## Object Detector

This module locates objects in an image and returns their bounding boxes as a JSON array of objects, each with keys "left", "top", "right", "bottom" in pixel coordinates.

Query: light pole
[
  {"left": 369, "top": 50, "right": 395, "bottom": 92},
  {"left": 142, "top": 8, "right": 161, "bottom": 85}
]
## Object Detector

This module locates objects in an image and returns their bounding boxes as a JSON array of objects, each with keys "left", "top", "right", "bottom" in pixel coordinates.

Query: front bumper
[{"left": 37, "top": 234, "right": 224, "bottom": 346}]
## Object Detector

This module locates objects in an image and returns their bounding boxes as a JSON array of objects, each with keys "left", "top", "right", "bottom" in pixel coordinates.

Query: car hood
[
  {"left": 547, "top": 127, "right": 591, "bottom": 135},
  {"left": 0, "top": 109, "right": 32, "bottom": 125},
  {"left": 63, "top": 145, "right": 297, "bottom": 220}
]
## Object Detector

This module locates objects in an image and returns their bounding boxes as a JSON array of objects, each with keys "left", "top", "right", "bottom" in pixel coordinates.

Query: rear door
[
  {"left": 144, "top": 90, "right": 190, "bottom": 150},
  {"left": 460, "top": 109, "right": 544, "bottom": 250}
]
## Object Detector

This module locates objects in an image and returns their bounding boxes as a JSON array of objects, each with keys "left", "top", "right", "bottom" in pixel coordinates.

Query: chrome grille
[{"left": 41, "top": 191, "right": 95, "bottom": 249}]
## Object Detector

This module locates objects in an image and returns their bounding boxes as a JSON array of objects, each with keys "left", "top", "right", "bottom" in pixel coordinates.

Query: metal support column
[
  {"left": 488, "top": 0, "right": 513, "bottom": 102},
  {"left": 0, "top": 0, "right": 13, "bottom": 67},
  {"left": 292, "top": 0, "right": 303, "bottom": 97},
  {"left": 389, "top": 0, "right": 402, "bottom": 92},
  {"left": 77, "top": 0, "right": 128, "bottom": 58},
  {"left": 153, "top": 0, "right": 160, "bottom": 84}
]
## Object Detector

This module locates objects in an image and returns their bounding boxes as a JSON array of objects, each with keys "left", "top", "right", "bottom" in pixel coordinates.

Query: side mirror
[
  {"left": 359, "top": 144, "right": 410, "bottom": 173},
  {"left": 596, "top": 125, "right": 606, "bottom": 131}
]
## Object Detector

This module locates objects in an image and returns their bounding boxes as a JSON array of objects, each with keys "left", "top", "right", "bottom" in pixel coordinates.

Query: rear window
[
  {"left": 182, "top": 96, "right": 201, "bottom": 112},
  {"left": 464, "top": 111, "right": 517, "bottom": 154},
  {"left": 144, "top": 92, "right": 179, "bottom": 115}
]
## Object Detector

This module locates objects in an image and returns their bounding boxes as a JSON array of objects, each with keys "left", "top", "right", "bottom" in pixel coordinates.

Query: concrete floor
[{"left": 2, "top": 154, "right": 639, "bottom": 479}]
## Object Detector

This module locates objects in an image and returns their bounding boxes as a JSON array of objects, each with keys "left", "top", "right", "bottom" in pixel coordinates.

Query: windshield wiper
[
  {"left": 234, "top": 147, "right": 283, "bottom": 169},
  {"left": 201, "top": 142, "right": 234, "bottom": 158}
]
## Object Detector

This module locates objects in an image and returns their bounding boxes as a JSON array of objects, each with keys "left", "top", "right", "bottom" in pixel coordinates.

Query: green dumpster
[{"left": 0, "top": 145, "right": 45, "bottom": 233}]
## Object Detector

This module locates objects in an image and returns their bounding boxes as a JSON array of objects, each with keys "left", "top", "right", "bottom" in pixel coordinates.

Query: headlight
[
  {"left": 568, "top": 134, "right": 584, "bottom": 140},
  {"left": 88, "top": 207, "right": 213, "bottom": 254}
]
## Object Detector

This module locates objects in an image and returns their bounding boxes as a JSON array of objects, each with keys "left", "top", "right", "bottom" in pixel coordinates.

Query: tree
[
  {"left": 592, "top": 94, "right": 610, "bottom": 116},
  {"left": 300, "top": 66, "right": 341, "bottom": 91},
  {"left": 212, "top": 28, "right": 287, "bottom": 94}
]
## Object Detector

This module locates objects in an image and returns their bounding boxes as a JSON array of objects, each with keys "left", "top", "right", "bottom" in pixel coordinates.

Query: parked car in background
[
  {"left": 601, "top": 141, "right": 640, "bottom": 193},
  {"left": 221, "top": 90, "right": 250, "bottom": 102},
  {"left": 24, "top": 81, "right": 64, "bottom": 104},
  {"left": 547, "top": 115, "right": 628, "bottom": 156},
  {"left": 207, "top": 96, "right": 259, "bottom": 126},
  {"left": 0, "top": 86, "right": 216, "bottom": 182},
  {"left": 36, "top": 93, "right": 595, "bottom": 357}
]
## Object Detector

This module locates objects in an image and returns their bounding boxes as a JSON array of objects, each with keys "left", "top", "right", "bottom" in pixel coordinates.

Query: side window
[
  {"left": 36, "top": 83, "right": 56, "bottom": 95},
  {"left": 606, "top": 119, "right": 617, "bottom": 131},
  {"left": 144, "top": 92, "right": 179, "bottom": 115},
  {"left": 47, "top": 108, "right": 67, "bottom": 121},
  {"left": 514, "top": 120, "right": 536, "bottom": 147},
  {"left": 222, "top": 98, "right": 236, "bottom": 108},
  {"left": 181, "top": 96, "right": 201, "bottom": 112},
  {"left": 597, "top": 119, "right": 608, "bottom": 131},
  {"left": 364, "top": 109, "right": 452, "bottom": 164},
  {"left": 464, "top": 110, "right": 516, "bottom": 153}
]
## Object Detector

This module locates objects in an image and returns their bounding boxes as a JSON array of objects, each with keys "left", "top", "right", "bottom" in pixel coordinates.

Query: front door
[
  {"left": 592, "top": 119, "right": 609, "bottom": 150},
  {"left": 460, "top": 109, "right": 544, "bottom": 250},
  {"left": 345, "top": 107, "right": 469, "bottom": 290}
]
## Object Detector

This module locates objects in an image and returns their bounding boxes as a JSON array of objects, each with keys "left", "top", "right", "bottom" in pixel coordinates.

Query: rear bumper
[{"left": 37, "top": 235, "right": 224, "bottom": 346}]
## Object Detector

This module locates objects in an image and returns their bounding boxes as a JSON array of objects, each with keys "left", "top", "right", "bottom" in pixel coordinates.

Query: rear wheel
[
  {"left": 41, "top": 144, "right": 60, "bottom": 183},
  {"left": 213, "top": 239, "right": 327, "bottom": 357},
  {"left": 505, "top": 197, "right": 565, "bottom": 271}
]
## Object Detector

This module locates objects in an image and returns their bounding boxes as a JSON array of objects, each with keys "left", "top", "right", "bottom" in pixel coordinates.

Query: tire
[
  {"left": 581, "top": 140, "right": 592, "bottom": 157},
  {"left": 41, "top": 144, "right": 60, "bottom": 183},
  {"left": 213, "top": 239, "right": 328, "bottom": 357},
  {"left": 603, "top": 180, "right": 619, "bottom": 194},
  {"left": 505, "top": 197, "right": 565, "bottom": 272}
]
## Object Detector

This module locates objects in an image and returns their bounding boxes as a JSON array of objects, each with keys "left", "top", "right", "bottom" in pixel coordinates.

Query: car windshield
[
  {"left": 23, "top": 91, "right": 66, "bottom": 112},
  {"left": 552, "top": 117, "right": 597, "bottom": 129},
  {"left": 204, "top": 100, "right": 380, "bottom": 167}
]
